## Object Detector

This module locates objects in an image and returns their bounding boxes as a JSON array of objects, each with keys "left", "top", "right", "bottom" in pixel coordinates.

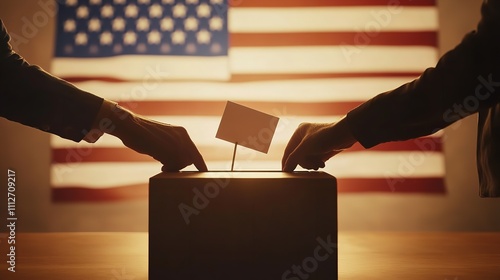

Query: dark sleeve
[
  {"left": 346, "top": 0, "right": 500, "bottom": 148},
  {"left": 0, "top": 19, "right": 103, "bottom": 142}
]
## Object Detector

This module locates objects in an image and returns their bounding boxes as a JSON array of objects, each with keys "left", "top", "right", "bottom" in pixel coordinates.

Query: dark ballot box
[{"left": 149, "top": 171, "right": 337, "bottom": 280}]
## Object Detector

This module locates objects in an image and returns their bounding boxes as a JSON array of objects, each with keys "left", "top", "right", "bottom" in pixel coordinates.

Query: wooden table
[{"left": 1, "top": 232, "right": 499, "bottom": 279}]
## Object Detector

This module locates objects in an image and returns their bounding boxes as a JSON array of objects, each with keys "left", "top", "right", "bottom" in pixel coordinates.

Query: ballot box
[{"left": 149, "top": 171, "right": 337, "bottom": 280}]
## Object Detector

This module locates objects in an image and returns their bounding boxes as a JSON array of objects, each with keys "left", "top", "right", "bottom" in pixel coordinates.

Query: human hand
[
  {"left": 281, "top": 118, "right": 357, "bottom": 172},
  {"left": 93, "top": 100, "right": 207, "bottom": 172}
]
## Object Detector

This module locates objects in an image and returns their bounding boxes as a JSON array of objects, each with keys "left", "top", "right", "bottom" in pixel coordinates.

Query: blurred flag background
[{"left": 50, "top": 0, "right": 443, "bottom": 202}]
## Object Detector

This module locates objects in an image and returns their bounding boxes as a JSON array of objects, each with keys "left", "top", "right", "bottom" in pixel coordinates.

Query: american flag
[{"left": 50, "top": 0, "right": 444, "bottom": 201}]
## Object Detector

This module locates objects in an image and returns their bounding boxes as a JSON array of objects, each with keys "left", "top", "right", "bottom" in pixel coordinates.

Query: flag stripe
[
  {"left": 65, "top": 77, "right": 416, "bottom": 102},
  {"left": 51, "top": 153, "right": 444, "bottom": 188},
  {"left": 51, "top": 139, "right": 443, "bottom": 163},
  {"left": 229, "top": 7, "right": 438, "bottom": 33},
  {"left": 228, "top": 73, "right": 422, "bottom": 82},
  {"left": 115, "top": 101, "right": 362, "bottom": 116},
  {"left": 54, "top": 46, "right": 436, "bottom": 79},
  {"left": 230, "top": 32, "right": 438, "bottom": 47},
  {"left": 233, "top": 0, "right": 436, "bottom": 8},
  {"left": 63, "top": 72, "right": 422, "bottom": 83},
  {"left": 337, "top": 177, "right": 445, "bottom": 193},
  {"left": 229, "top": 46, "right": 436, "bottom": 74},
  {"left": 51, "top": 176, "right": 444, "bottom": 202},
  {"left": 52, "top": 56, "right": 230, "bottom": 81}
]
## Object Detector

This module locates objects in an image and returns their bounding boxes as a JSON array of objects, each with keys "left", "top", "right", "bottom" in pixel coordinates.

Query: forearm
[
  {"left": 83, "top": 99, "right": 133, "bottom": 143},
  {"left": 0, "top": 20, "right": 103, "bottom": 142},
  {"left": 325, "top": 117, "right": 358, "bottom": 151},
  {"left": 346, "top": 30, "right": 500, "bottom": 148},
  {"left": 0, "top": 61, "right": 104, "bottom": 141}
]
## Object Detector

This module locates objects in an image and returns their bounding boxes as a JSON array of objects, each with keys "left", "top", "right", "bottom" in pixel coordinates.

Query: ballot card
[{"left": 216, "top": 101, "right": 279, "bottom": 154}]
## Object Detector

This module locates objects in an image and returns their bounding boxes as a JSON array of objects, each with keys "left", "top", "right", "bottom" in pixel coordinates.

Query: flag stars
[
  {"left": 64, "top": 19, "right": 76, "bottom": 32},
  {"left": 160, "top": 17, "right": 174, "bottom": 31},
  {"left": 149, "top": 4, "right": 163, "bottom": 18},
  {"left": 185, "top": 43, "right": 197, "bottom": 54},
  {"left": 64, "top": 45, "right": 73, "bottom": 54},
  {"left": 112, "top": 17, "right": 126, "bottom": 31},
  {"left": 113, "top": 44, "right": 123, "bottom": 53},
  {"left": 101, "top": 5, "right": 114, "bottom": 18},
  {"left": 184, "top": 17, "right": 199, "bottom": 31},
  {"left": 100, "top": 31, "right": 113, "bottom": 45},
  {"left": 209, "top": 16, "right": 223, "bottom": 31},
  {"left": 138, "top": 0, "right": 151, "bottom": 4},
  {"left": 136, "top": 43, "right": 147, "bottom": 53},
  {"left": 89, "top": 0, "right": 101, "bottom": 5},
  {"left": 211, "top": 42, "right": 222, "bottom": 54},
  {"left": 210, "top": 0, "right": 223, "bottom": 4},
  {"left": 136, "top": 17, "right": 150, "bottom": 31},
  {"left": 186, "top": 0, "right": 199, "bottom": 4},
  {"left": 75, "top": 32, "right": 88, "bottom": 45},
  {"left": 114, "top": 0, "right": 126, "bottom": 4},
  {"left": 88, "top": 18, "right": 101, "bottom": 32},
  {"left": 123, "top": 31, "right": 137, "bottom": 45},
  {"left": 171, "top": 30, "right": 186, "bottom": 44},
  {"left": 76, "top": 6, "right": 89, "bottom": 18},
  {"left": 125, "top": 4, "right": 139, "bottom": 18},
  {"left": 197, "top": 3, "right": 211, "bottom": 18},
  {"left": 196, "top": 29, "right": 211, "bottom": 44},
  {"left": 173, "top": 3, "right": 187, "bottom": 18},
  {"left": 162, "top": 0, "right": 174, "bottom": 4},
  {"left": 160, "top": 43, "right": 171, "bottom": 53},
  {"left": 148, "top": 30, "right": 162, "bottom": 44},
  {"left": 66, "top": 0, "right": 77, "bottom": 6},
  {"left": 89, "top": 45, "right": 99, "bottom": 54}
]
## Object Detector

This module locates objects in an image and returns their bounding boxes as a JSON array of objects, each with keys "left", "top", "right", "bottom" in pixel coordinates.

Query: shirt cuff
[{"left": 82, "top": 99, "right": 117, "bottom": 143}]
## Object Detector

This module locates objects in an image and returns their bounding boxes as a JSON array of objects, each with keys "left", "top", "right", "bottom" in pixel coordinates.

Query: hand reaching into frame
[
  {"left": 87, "top": 100, "right": 208, "bottom": 172},
  {"left": 282, "top": 118, "right": 357, "bottom": 172}
]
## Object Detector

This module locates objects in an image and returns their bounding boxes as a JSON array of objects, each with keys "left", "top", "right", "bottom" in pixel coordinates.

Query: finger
[
  {"left": 190, "top": 145, "right": 208, "bottom": 172},
  {"left": 300, "top": 159, "right": 325, "bottom": 170},
  {"left": 282, "top": 128, "right": 305, "bottom": 169},
  {"left": 162, "top": 164, "right": 181, "bottom": 172},
  {"left": 283, "top": 147, "right": 301, "bottom": 172}
]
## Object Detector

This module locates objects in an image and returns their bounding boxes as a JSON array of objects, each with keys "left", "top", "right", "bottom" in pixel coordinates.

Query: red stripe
[
  {"left": 51, "top": 177, "right": 444, "bottom": 202},
  {"left": 231, "top": 32, "right": 438, "bottom": 47},
  {"left": 337, "top": 177, "right": 445, "bottom": 193},
  {"left": 62, "top": 72, "right": 421, "bottom": 83},
  {"left": 52, "top": 185, "right": 148, "bottom": 202},
  {"left": 51, "top": 138, "right": 442, "bottom": 163},
  {"left": 118, "top": 101, "right": 361, "bottom": 116},
  {"left": 233, "top": 0, "right": 435, "bottom": 7}
]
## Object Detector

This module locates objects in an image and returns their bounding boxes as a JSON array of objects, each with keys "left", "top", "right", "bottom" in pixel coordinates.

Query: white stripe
[
  {"left": 229, "top": 7, "right": 438, "bottom": 33},
  {"left": 51, "top": 115, "right": 444, "bottom": 148},
  {"left": 229, "top": 46, "right": 437, "bottom": 74},
  {"left": 52, "top": 47, "right": 437, "bottom": 78},
  {"left": 51, "top": 56, "right": 230, "bottom": 80},
  {"left": 70, "top": 77, "right": 415, "bottom": 102},
  {"left": 51, "top": 152, "right": 444, "bottom": 188}
]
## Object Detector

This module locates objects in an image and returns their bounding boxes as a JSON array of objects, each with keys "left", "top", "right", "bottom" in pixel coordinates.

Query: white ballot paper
[{"left": 216, "top": 101, "right": 279, "bottom": 154}]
